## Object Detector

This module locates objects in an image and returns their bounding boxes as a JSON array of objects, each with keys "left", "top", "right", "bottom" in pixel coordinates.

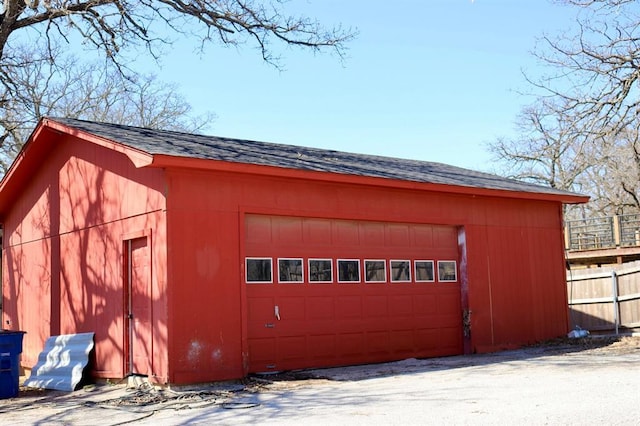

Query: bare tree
[
  {"left": 491, "top": 97, "right": 640, "bottom": 219},
  {"left": 529, "top": 0, "right": 640, "bottom": 140},
  {"left": 537, "top": 0, "right": 640, "bottom": 216},
  {"left": 489, "top": 100, "right": 593, "bottom": 190},
  {"left": 492, "top": 0, "right": 640, "bottom": 218},
  {"left": 0, "top": 43, "right": 216, "bottom": 171},
  {"left": 581, "top": 126, "right": 640, "bottom": 215}
]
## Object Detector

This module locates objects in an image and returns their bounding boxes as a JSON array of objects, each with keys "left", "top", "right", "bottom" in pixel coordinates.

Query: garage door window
[
  {"left": 390, "top": 260, "right": 411, "bottom": 282},
  {"left": 246, "top": 258, "right": 273, "bottom": 283},
  {"left": 415, "top": 260, "right": 435, "bottom": 282},
  {"left": 438, "top": 261, "right": 458, "bottom": 282},
  {"left": 278, "top": 258, "right": 304, "bottom": 283},
  {"left": 309, "top": 259, "right": 333, "bottom": 283},
  {"left": 338, "top": 259, "right": 361, "bottom": 283},
  {"left": 365, "top": 260, "right": 386, "bottom": 283}
]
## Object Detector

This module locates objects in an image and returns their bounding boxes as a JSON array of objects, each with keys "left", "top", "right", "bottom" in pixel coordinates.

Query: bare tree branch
[{"left": 0, "top": 1, "right": 356, "bottom": 67}]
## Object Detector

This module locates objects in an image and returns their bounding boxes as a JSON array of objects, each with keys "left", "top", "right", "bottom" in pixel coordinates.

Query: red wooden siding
[
  {"left": 463, "top": 214, "right": 568, "bottom": 351},
  {"left": 164, "top": 178, "right": 244, "bottom": 384},
  {"left": 2, "top": 133, "right": 169, "bottom": 382}
]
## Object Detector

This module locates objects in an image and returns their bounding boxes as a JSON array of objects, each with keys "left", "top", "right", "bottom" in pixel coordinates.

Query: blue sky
[{"left": 143, "top": 1, "right": 578, "bottom": 172}]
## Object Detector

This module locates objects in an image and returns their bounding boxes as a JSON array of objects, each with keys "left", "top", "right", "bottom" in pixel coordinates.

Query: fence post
[
  {"left": 612, "top": 215, "right": 621, "bottom": 247},
  {"left": 611, "top": 271, "right": 619, "bottom": 335}
]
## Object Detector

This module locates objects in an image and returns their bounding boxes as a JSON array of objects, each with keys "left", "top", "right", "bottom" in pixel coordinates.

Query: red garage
[{"left": 0, "top": 118, "right": 587, "bottom": 385}]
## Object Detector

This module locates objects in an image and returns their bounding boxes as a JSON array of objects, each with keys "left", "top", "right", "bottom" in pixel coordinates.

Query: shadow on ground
[
  {"left": 250, "top": 335, "right": 640, "bottom": 384},
  {"left": 1, "top": 334, "right": 637, "bottom": 425}
]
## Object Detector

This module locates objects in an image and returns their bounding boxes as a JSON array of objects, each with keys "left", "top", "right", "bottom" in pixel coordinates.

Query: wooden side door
[{"left": 125, "top": 236, "right": 152, "bottom": 376}]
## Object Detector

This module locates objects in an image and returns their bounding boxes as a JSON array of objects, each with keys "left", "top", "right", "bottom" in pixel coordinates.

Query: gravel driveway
[{"left": 2, "top": 336, "right": 639, "bottom": 425}]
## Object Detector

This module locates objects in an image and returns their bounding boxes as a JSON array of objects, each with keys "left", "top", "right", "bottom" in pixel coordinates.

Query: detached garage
[{"left": 0, "top": 118, "right": 587, "bottom": 385}]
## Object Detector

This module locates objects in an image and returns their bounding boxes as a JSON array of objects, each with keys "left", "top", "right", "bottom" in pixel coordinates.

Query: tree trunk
[{"left": 0, "top": 1, "right": 27, "bottom": 59}]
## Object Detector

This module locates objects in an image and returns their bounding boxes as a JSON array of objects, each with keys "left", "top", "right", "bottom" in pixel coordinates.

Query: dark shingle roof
[{"left": 50, "top": 117, "right": 584, "bottom": 200}]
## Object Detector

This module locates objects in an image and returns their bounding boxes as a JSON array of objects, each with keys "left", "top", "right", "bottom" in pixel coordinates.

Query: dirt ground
[{"left": 1, "top": 335, "right": 639, "bottom": 425}]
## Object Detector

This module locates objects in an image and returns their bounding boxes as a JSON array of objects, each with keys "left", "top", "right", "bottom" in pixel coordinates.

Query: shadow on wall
[{"left": 3, "top": 137, "right": 167, "bottom": 381}]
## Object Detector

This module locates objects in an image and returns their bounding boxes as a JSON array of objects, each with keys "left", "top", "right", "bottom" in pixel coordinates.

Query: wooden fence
[{"left": 567, "top": 261, "right": 640, "bottom": 333}]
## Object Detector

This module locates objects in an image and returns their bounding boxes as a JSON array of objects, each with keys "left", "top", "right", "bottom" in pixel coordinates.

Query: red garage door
[{"left": 245, "top": 215, "right": 463, "bottom": 373}]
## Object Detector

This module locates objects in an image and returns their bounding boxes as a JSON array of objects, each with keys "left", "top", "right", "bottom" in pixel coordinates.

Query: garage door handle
[{"left": 275, "top": 305, "right": 281, "bottom": 321}]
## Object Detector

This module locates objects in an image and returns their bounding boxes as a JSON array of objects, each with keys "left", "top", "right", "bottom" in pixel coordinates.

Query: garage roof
[
  {"left": 44, "top": 118, "right": 586, "bottom": 202},
  {"left": 0, "top": 117, "right": 588, "bottom": 217}
]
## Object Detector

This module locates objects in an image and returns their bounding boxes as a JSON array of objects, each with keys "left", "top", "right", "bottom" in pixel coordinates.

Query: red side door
[{"left": 125, "top": 236, "right": 152, "bottom": 376}]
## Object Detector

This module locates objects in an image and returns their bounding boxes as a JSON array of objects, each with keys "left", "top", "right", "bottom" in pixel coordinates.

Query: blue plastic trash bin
[{"left": 0, "top": 330, "right": 26, "bottom": 399}]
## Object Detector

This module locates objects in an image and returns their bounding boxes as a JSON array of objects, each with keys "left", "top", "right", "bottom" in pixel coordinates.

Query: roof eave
[{"left": 149, "top": 154, "right": 590, "bottom": 205}]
